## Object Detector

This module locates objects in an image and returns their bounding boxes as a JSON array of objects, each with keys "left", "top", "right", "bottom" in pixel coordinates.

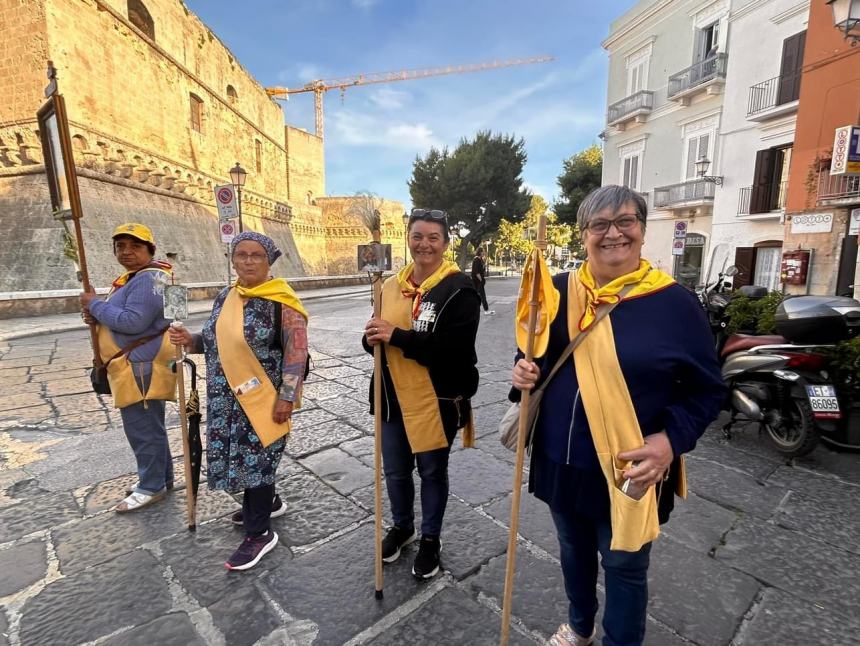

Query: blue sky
[{"left": 186, "top": 0, "right": 637, "bottom": 208}]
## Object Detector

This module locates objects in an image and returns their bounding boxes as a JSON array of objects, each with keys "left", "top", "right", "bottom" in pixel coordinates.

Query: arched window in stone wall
[
  {"left": 127, "top": 0, "right": 155, "bottom": 41},
  {"left": 226, "top": 85, "right": 238, "bottom": 104},
  {"left": 189, "top": 93, "right": 204, "bottom": 133}
]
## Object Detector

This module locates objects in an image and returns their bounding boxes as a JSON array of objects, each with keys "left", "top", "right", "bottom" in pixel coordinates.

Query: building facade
[{"left": 0, "top": 0, "right": 404, "bottom": 299}]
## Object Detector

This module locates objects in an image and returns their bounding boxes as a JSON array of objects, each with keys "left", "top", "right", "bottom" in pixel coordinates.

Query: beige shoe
[
  {"left": 548, "top": 623, "right": 594, "bottom": 646},
  {"left": 114, "top": 490, "right": 166, "bottom": 513}
]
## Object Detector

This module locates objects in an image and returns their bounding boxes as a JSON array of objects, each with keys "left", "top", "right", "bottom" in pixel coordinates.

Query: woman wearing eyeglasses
[
  {"left": 363, "top": 208, "right": 481, "bottom": 579},
  {"left": 169, "top": 231, "right": 308, "bottom": 571},
  {"left": 510, "top": 186, "right": 724, "bottom": 646}
]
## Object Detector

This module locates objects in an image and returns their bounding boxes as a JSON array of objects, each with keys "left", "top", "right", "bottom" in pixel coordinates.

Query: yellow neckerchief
[
  {"left": 567, "top": 269, "right": 686, "bottom": 552},
  {"left": 110, "top": 261, "right": 173, "bottom": 293},
  {"left": 233, "top": 277, "right": 308, "bottom": 319},
  {"left": 577, "top": 259, "right": 674, "bottom": 331},
  {"left": 396, "top": 260, "right": 460, "bottom": 319},
  {"left": 381, "top": 275, "right": 451, "bottom": 453}
]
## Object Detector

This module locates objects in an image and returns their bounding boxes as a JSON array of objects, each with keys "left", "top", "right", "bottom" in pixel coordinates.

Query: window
[
  {"left": 189, "top": 94, "right": 203, "bottom": 133},
  {"left": 226, "top": 85, "right": 238, "bottom": 104},
  {"left": 127, "top": 0, "right": 155, "bottom": 41},
  {"left": 255, "top": 139, "right": 262, "bottom": 173},
  {"left": 753, "top": 246, "right": 782, "bottom": 292},
  {"left": 695, "top": 21, "right": 720, "bottom": 63},
  {"left": 777, "top": 31, "right": 806, "bottom": 105},
  {"left": 621, "top": 154, "right": 641, "bottom": 190},
  {"left": 684, "top": 132, "right": 712, "bottom": 180},
  {"left": 626, "top": 57, "right": 649, "bottom": 96},
  {"left": 750, "top": 145, "right": 792, "bottom": 213}
]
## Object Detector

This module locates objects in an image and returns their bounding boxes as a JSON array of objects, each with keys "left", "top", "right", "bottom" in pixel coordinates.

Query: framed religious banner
[{"left": 36, "top": 75, "right": 83, "bottom": 219}]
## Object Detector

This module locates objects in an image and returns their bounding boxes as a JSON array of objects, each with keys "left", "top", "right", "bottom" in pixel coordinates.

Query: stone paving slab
[
  {"left": 0, "top": 393, "right": 46, "bottom": 413},
  {"left": 0, "top": 405, "right": 53, "bottom": 425},
  {"left": 299, "top": 447, "right": 375, "bottom": 495},
  {"left": 0, "top": 492, "right": 80, "bottom": 543},
  {"left": 285, "top": 419, "right": 364, "bottom": 458},
  {"left": 206, "top": 581, "right": 284, "bottom": 646},
  {"left": 471, "top": 380, "right": 512, "bottom": 407},
  {"left": 448, "top": 448, "right": 516, "bottom": 506},
  {"left": 472, "top": 401, "right": 509, "bottom": 439},
  {"left": 3, "top": 382, "right": 45, "bottom": 396},
  {"left": 660, "top": 491, "right": 738, "bottom": 554},
  {"left": 0, "top": 611, "right": 7, "bottom": 646},
  {"left": 715, "top": 515, "right": 860, "bottom": 622},
  {"left": 434, "top": 497, "right": 508, "bottom": 580},
  {"left": 102, "top": 612, "right": 206, "bottom": 646},
  {"left": 0, "top": 538, "right": 47, "bottom": 597},
  {"left": 303, "top": 380, "right": 354, "bottom": 402},
  {"left": 290, "top": 406, "right": 338, "bottom": 431},
  {"left": 684, "top": 455, "right": 788, "bottom": 519},
  {"left": 317, "top": 395, "right": 369, "bottom": 418},
  {"left": 774, "top": 488, "right": 860, "bottom": 555},
  {"left": 648, "top": 536, "right": 760, "bottom": 645},
  {"left": 18, "top": 549, "right": 172, "bottom": 646},
  {"left": 739, "top": 587, "right": 860, "bottom": 645},
  {"left": 482, "top": 485, "right": 558, "bottom": 557},
  {"left": 365, "top": 586, "right": 534, "bottom": 646}
]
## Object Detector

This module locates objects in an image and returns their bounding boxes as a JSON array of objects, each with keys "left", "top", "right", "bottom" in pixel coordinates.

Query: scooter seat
[{"left": 721, "top": 334, "right": 789, "bottom": 357}]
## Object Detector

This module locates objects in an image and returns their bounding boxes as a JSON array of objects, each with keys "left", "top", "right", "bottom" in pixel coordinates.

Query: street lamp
[
  {"left": 229, "top": 162, "right": 247, "bottom": 232},
  {"left": 694, "top": 156, "right": 723, "bottom": 185},
  {"left": 827, "top": 0, "right": 860, "bottom": 44},
  {"left": 402, "top": 211, "right": 409, "bottom": 266}
]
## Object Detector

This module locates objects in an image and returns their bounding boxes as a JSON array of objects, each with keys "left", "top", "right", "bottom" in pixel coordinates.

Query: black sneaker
[
  {"left": 381, "top": 525, "right": 417, "bottom": 563},
  {"left": 225, "top": 531, "right": 278, "bottom": 571},
  {"left": 412, "top": 535, "right": 442, "bottom": 579},
  {"left": 230, "top": 494, "right": 287, "bottom": 526}
]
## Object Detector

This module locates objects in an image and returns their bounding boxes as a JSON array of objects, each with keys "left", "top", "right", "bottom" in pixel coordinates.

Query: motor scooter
[{"left": 699, "top": 268, "right": 860, "bottom": 456}]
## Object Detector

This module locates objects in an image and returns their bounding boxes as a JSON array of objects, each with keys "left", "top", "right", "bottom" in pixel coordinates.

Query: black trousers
[
  {"left": 475, "top": 281, "right": 489, "bottom": 311},
  {"left": 242, "top": 483, "right": 275, "bottom": 537}
]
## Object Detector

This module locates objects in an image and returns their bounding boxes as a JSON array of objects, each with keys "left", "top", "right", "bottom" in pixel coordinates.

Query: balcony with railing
[
  {"left": 668, "top": 54, "right": 728, "bottom": 104},
  {"left": 737, "top": 180, "right": 787, "bottom": 216},
  {"left": 818, "top": 172, "right": 860, "bottom": 206},
  {"left": 653, "top": 179, "right": 716, "bottom": 210},
  {"left": 607, "top": 90, "right": 654, "bottom": 129},
  {"left": 746, "top": 74, "right": 800, "bottom": 121}
]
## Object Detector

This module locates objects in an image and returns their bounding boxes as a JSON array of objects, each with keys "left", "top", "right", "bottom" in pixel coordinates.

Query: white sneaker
[{"left": 483, "top": 310, "right": 495, "bottom": 315}]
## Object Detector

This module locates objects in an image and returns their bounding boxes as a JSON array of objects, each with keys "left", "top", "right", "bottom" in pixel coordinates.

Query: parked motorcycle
[{"left": 699, "top": 268, "right": 860, "bottom": 456}]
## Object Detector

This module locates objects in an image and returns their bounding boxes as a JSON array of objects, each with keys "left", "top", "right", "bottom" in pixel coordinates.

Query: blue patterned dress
[{"left": 198, "top": 289, "right": 306, "bottom": 493}]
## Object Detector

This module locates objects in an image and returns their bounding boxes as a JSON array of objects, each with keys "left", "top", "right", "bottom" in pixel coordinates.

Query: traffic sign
[
  {"left": 220, "top": 220, "right": 237, "bottom": 244},
  {"left": 673, "top": 221, "right": 688, "bottom": 239},
  {"left": 672, "top": 238, "right": 686, "bottom": 256},
  {"left": 214, "top": 184, "right": 238, "bottom": 220}
]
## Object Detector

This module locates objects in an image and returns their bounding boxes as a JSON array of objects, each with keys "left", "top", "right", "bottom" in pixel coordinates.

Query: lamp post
[
  {"left": 827, "top": 0, "right": 860, "bottom": 44},
  {"left": 229, "top": 162, "right": 247, "bottom": 232},
  {"left": 402, "top": 211, "right": 409, "bottom": 266},
  {"left": 694, "top": 156, "right": 723, "bottom": 185}
]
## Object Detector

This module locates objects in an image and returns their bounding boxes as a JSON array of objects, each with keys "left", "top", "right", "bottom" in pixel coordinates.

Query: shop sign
[
  {"left": 831, "top": 126, "right": 860, "bottom": 176},
  {"left": 685, "top": 234, "right": 706, "bottom": 246},
  {"left": 790, "top": 212, "right": 833, "bottom": 234}
]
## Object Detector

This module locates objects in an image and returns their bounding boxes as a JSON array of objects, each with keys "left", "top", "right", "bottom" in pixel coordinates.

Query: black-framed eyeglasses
[
  {"left": 584, "top": 214, "right": 641, "bottom": 235},
  {"left": 409, "top": 208, "right": 448, "bottom": 225}
]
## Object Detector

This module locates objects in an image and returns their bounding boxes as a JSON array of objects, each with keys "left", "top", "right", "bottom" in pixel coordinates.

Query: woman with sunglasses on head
[
  {"left": 510, "top": 186, "right": 724, "bottom": 646},
  {"left": 363, "top": 208, "right": 481, "bottom": 579}
]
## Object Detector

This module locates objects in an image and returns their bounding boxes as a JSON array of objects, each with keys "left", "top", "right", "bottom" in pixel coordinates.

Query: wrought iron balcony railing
[
  {"left": 653, "top": 179, "right": 716, "bottom": 209},
  {"left": 818, "top": 172, "right": 860, "bottom": 204},
  {"left": 747, "top": 74, "right": 800, "bottom": 118},
  {"left": 668, "top": 54, "right": 728, "bottom": 100},
  {"left": 607, "top": 90, "right": 654, "bottom": 125},
  {"left": 737, "top": 180, "right": 787, "bottom": 215}
]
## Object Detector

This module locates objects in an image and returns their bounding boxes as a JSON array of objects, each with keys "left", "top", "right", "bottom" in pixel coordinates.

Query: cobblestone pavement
[{"left": 1, "top": 277, "right": 859, "bottom": 645}]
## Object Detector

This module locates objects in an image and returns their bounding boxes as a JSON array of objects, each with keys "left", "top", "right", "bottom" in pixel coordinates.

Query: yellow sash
[
  {"left": 98, "top": 325, "right": 176, "bottom": 409},
  {"left": 380, "top": 276, "right": 449, "bottom": 453},
  {"left": 568, "top": 269, "right": 684, "bottom": 552},
  {"left": 234, "top": 278, "right": 308, "bottom": 319},
  {"left": 215, "top": 288, "right": 292, "bottom": 448}
]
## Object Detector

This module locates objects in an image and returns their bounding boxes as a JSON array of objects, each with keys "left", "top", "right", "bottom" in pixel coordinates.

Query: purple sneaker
[{"left": 225, "top": 531, "right": 279, "bottom": 571}]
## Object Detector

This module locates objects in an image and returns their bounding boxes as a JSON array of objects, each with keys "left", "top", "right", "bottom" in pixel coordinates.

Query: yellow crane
[{"left": 265, "top": 55, "right": 554, "bottom": 139}]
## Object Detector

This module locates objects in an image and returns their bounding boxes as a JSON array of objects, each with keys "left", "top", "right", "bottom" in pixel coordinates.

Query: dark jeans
[
  {"left": 120, "top": 396, "right": 173, "bottom": 495},
  {"left": 551, "top": 508, "right": 651, "bottom": 646},
  {"left": 475, "top": 281, "right": 489, "bottom": 311},
  {"left": 243, "top": 483, "right": 275, "bottom": 537},
  {"left": 381, "top": 417, "right": 451, "bottom": 537}
]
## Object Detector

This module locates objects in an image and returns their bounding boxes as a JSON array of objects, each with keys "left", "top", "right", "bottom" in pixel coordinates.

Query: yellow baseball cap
[{"left": 112, "top": 223, "right": 155, "bottom": 245}]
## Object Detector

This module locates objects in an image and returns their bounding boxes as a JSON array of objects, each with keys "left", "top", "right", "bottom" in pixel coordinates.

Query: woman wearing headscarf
[
  {"left": 80, "top": 223, "right": 176, "bottom": 513},
  {"left": 510, "top": 186, "right": 725, "bottom": 646},
  {"left": 169, "top": 231, "right": 308, "bottom": 571},
  {"left": 363, "top": 208, "right": 481, "bottom": 580}
]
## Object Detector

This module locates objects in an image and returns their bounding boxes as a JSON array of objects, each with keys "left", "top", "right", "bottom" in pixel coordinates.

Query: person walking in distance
[{"left": 471, "top": 247, "right": 494, "bottom": 315}]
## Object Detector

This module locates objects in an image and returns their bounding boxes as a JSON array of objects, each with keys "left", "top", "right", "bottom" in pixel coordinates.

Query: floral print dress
[{"left": 198, "top": 289, "right": 307, "bottom": 493}]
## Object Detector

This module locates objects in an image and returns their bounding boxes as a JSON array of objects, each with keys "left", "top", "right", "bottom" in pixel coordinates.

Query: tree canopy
[
  {"left": 554, "top": 144, "right": 603, "bottom": 226},
  {"left": 408, "top": 131, "right": 531, "bottom": 266},
  {"left": 494, "top": 195, "right": 582, "bottom": 264}
]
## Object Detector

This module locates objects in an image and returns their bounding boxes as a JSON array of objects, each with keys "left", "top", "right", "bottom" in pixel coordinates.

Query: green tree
[
  {"left": 494, "top": 195, "right": 579, "bottom": 266},
  {"left": 408, "top": 131, "right": 532, "bottom": 267},
  {"left": 554, "top": 144, "right": 603, "bottom": 226}
]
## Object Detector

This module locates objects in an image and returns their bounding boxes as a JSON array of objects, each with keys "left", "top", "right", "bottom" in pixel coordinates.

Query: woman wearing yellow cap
[
  {"left": 169, "top": 231, "right": 308, "bottom": 571},
  {"left": 80, "top": 223, "right": 176, "bottom": 513},
  {"left": 363, "top": 208, "right": 481, "bottom": 580},
  {"left": 511, "top": 186, "right": 725, "bottom": 646}
]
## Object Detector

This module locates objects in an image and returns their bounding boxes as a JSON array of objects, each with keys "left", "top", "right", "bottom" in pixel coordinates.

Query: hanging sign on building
[
  {"left": 214, "top": 184, "right": 239, "bottom": 220},
  {"left": 790, "top": 212, "right": 833, "bottom": 234},
  {"left": 671, "top": 238, "right": 686, "bottom": 256},
  {"left": 673, "top": 221, "right": 688, "bottom": 238},
  {"left": 830, "top": 126, "right": 860, "bottom": 176}
]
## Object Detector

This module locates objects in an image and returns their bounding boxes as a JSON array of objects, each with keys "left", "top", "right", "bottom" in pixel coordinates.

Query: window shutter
[
  {"left": 749, "top": 148, "right": 776, "bottom": 214},
  {"left": 686, "top": 138, "right": 699, "bottom": 179},
  {"left": 777, "top": 31, "right": 806, "bottom": 105},
  {"left": 733, "top": 247, "right": 755, "bottom": 289},
  {"left": 630, "top": 156, "right": 639, "bottom": 190}
]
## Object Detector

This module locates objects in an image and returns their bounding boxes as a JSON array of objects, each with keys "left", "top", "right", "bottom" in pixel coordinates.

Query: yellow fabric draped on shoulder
[
  {"left": 515, "top": 250, "right": 560, "bottom": 358},
  {"left": 396, "top": 260, "right": 460, "bottom": 296},
  {"left": 234, "top": 278, "right": 308, "bottom": 319},
  {"left": 577, "top": 259, "right": 674, "bottom": 332}
]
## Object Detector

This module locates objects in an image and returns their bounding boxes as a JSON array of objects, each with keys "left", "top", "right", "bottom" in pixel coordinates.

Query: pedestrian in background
[
  {"left": 363, "top": 208, "right": 480, "bottom": 579},
  {"left": 471, "top": 247, "right": 494, "bottom": 315},
  {"left": 169, "top": 231, "right": 307, "bottom": 571},
  {"left": 80, "top": 223, "right": 176, "bottom": 513},
  {"left": 510, "top": 185, "right": 724, "bottom": 646}
]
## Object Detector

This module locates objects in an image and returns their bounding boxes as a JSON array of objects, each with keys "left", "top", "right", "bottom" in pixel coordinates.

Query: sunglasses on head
[{"left": 409, "top": 208, "right": 448, "bottom": 224}]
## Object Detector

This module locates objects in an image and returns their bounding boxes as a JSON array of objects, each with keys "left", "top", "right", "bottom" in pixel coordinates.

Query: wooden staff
[
  {"left": 500, "top": 215, "right": 547, "bottom": 645},
  {"left": 371, "top": 227, "right": 385, "bottom": 599},
  {"left": 172, "top": 322, "right": 197, "bottom": 531}
]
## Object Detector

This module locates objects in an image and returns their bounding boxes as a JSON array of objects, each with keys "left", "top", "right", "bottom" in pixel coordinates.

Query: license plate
[{"left": 805, "top": 385, "right": 841, "bottom": 418}]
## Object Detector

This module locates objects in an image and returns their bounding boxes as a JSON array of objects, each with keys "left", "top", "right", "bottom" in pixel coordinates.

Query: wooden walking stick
[{"left": 500, "top": 215, "right": 548, "bottom": 645}]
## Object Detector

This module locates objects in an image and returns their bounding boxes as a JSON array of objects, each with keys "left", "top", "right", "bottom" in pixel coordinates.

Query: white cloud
[
  {"left": 368, "top": 87, "right": 411, "bottom": 110},
  {"left": 330, "top": 110, "right": 443, "bottom": 151},
  {"left": 276, "top": 62, "right": 329, "bottom": 84}
]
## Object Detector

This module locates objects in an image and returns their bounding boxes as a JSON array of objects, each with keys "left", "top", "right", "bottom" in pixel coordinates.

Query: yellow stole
[
  {"left": 216, "top": 285, "right": 305, "bottom": 448},
  {"left": 234, "top": 278, "right": 309, "bottom": 319},
  {"left": 381, "top": 275, "right": 450, "bottom": 453},
  {"left": 567, "top": 266, "right": 684, "bottom": 552}
]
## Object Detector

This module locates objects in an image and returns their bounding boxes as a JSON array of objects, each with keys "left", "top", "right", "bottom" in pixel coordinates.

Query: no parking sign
[
  {"left": 220, "top": 220, "right": 236, "bottom": 244},
  {"left": 214, "top": 184, "right": 238, "bottom": 220}
]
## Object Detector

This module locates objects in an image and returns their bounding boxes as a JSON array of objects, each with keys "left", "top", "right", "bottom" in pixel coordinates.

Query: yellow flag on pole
[{"left": 515, "top": 249, "right": 560, "bottom": 358}]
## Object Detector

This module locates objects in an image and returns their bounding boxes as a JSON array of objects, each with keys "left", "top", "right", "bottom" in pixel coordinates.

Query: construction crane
[{"left": 265, "top": 55, "right": 554, "bottom": 139}]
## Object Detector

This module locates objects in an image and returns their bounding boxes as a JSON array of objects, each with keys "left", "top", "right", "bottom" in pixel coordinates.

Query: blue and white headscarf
[{"left": 230, "top": 231, "right": 282, "bottom": 265}]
